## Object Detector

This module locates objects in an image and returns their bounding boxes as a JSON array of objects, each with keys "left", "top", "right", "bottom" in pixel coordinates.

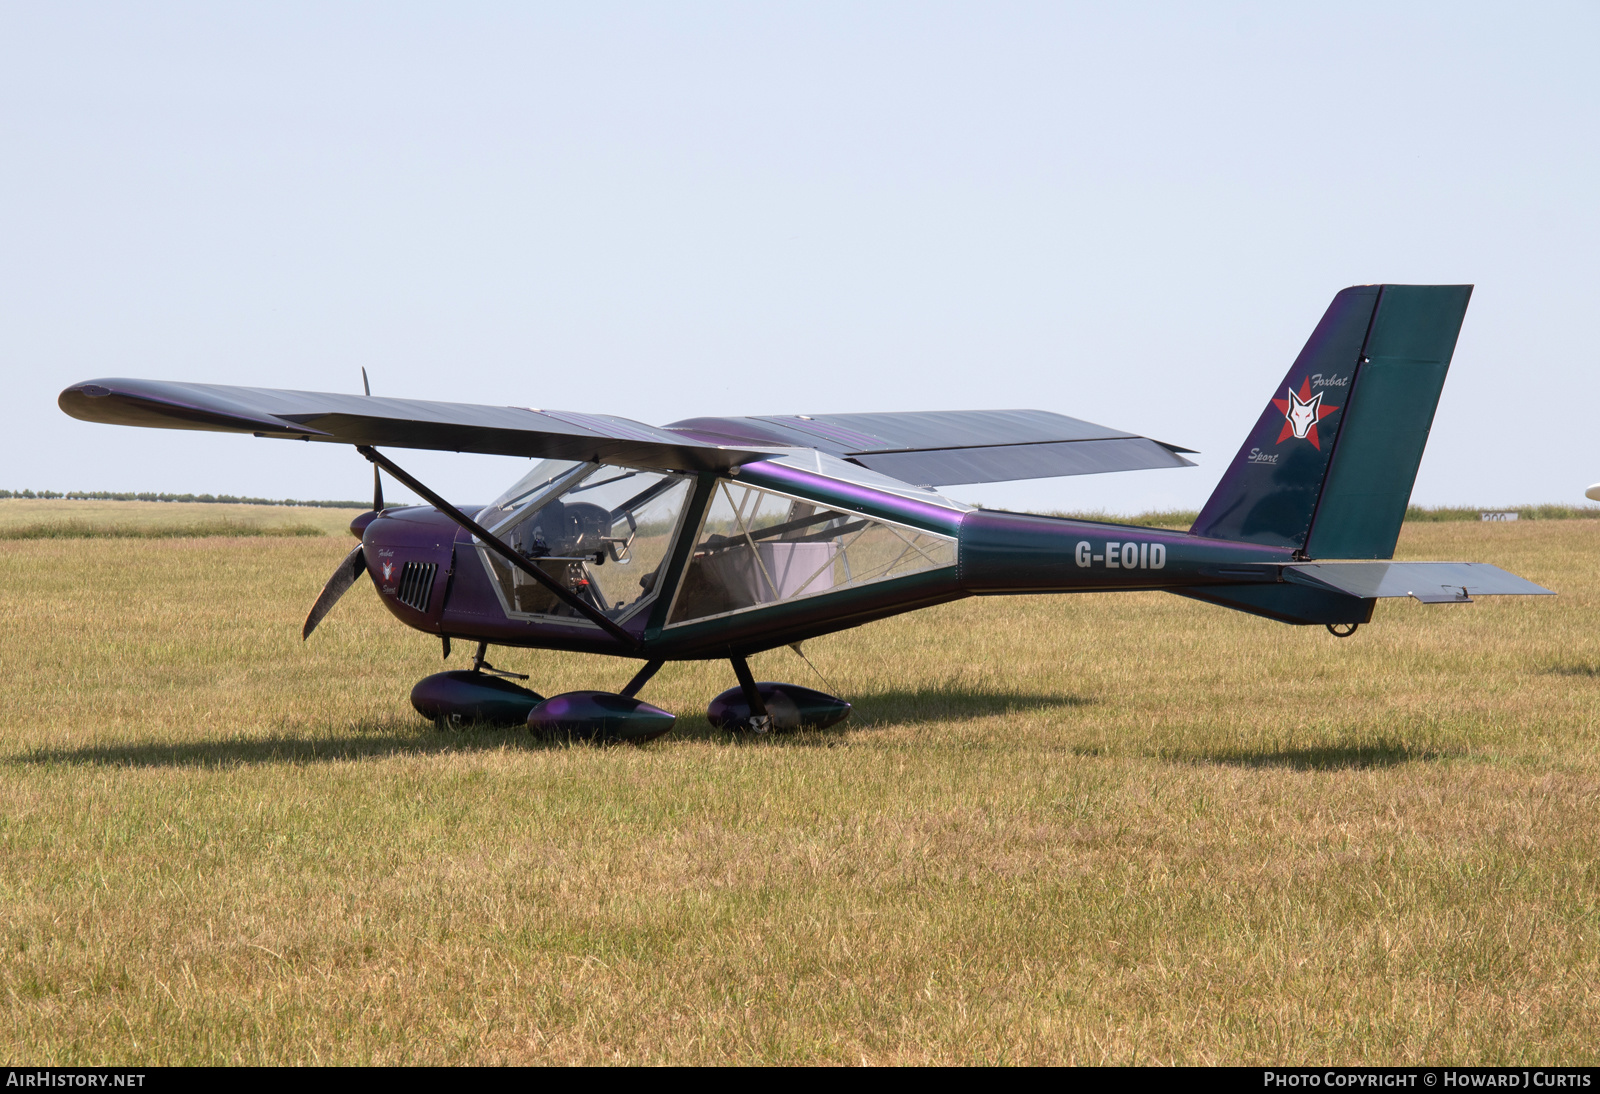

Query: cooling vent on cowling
[{"left": 396, "top": 561, "right": 437, "bottom": 612}]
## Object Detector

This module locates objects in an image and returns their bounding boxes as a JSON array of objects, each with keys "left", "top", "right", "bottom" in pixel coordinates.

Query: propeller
[
  {"left": 303, "top": 543, "right": 366, "bottom": 640},
  {"left": 303, "top": 369, "right": 383, "bottom": 641}
]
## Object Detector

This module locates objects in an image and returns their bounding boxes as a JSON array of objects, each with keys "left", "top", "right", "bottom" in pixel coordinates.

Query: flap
[
  {"left": 667, "top": 408, "right": 1195, "bottom": 486},
  {"left": 852, "top": 437, "right": 1194, "bottom": 487}
]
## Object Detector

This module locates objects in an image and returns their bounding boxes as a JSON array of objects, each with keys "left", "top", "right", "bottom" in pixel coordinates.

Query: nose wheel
[{"left": 1326, "top": 623, "right": 1359, "bottom": 638}]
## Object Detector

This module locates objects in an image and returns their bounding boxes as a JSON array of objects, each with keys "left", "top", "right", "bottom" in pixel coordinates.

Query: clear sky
[{"left": 4, "top": 2, "right": 1596, "bottom": 512}]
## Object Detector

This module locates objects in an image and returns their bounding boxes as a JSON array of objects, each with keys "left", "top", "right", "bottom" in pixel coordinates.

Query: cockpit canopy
[{"left": 473, "top": 459, "right": 959, "bottom": 629}]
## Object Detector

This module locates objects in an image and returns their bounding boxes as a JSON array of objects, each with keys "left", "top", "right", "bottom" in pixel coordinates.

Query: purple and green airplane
[{"left": 59, "top": 284, "right": 1550, "bottom": 740}]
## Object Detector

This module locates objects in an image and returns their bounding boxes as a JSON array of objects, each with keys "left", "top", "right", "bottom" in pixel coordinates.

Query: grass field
[
  {"left": 0, "top": 498, "right": 363, "bottom": 539},
  {"left": 1, "top": 507, "right": 1596, "bottom": 1064}
]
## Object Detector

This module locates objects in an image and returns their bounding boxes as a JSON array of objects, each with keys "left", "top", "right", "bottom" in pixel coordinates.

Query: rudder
[{"left": 1303, "top": 285, "right": 1472, "bottom": 559}]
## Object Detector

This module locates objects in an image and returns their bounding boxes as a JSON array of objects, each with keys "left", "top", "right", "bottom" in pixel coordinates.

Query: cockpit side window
[
  {"left": 664, "top": 479, "right": 957, "bottom": 626},
  {"left": 476, "top": 466, "right": 693, "bottom": 623}
]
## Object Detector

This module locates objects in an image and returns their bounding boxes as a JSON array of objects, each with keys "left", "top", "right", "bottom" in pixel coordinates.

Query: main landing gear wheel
[
  {"left": 1326, "top": 623, "right": 1360, "bottom": 638},
  {"left": 411, "top": 645, "right": 676, "bottom": 742},
  {"left": 527, "top": 691, "right": 676, "bottom": 743},
  {"left": 707, "top": 656, "right": 853, "bottom": 734}
]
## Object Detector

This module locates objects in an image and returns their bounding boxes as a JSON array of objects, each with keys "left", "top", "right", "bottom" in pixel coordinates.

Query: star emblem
[{"left": 1272, "top": 377, "right": 1340, "bottom": 449}]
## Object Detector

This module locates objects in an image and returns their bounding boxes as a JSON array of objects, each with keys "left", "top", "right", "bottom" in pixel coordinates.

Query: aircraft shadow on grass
[
  {"left": 672, "top": 688, "right": 1096, "bottom": 743},
  {"left": 1178, "top": 741, "right": 1448, "bottom": 770},
  {"left": 16, "top": 702, "right": 1449, "bottom": 771},
  {"left": 17, "top": 724, "right": 549, "bottom": 768},
  {"left": 15, "top": 690, "right": 1094, "bottom": 768},
  {"left": 1542, "top": 662, "right": 1600, "bottom": 678}
]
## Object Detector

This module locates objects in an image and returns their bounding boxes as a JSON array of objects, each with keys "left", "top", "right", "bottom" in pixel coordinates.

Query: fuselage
[{"left": 360, "top": 459, "right": 1297, "bottom": 664}]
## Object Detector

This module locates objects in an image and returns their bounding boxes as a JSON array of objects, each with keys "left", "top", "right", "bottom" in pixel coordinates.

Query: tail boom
[{"left": 955, "top": 512, "right": 1551, "bottom": 626}]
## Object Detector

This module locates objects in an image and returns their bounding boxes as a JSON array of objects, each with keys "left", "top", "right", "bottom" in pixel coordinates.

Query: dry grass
[
  {"left": 0, "top": 499, "right": 362, "bottom": 538},
  {"left": 1, "top": 511, "right": 1597, "bottom": 1064}
]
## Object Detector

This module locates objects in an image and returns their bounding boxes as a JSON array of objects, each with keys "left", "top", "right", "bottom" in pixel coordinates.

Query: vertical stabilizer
[
  {"left": 1191, "top": 286, "right": 1379, "bottom": 550},
  {"left": 1191, "top": 284, "right": 1471, "bottom": 559}
]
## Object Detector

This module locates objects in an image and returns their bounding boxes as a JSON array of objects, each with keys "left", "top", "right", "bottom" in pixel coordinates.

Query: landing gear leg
[
  {"left": 471, "top": 640, "right": 530, "bottom": 680},
  {"left": 730, "top": 655, "right": 772, "bottom": 734},
  {"left": 621, "top": 659, "right": 664, "bottom": 699}
]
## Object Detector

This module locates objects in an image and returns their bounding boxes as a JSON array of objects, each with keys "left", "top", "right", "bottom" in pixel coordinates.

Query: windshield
[
  {"left": 476, "top": 459, "right": 585, "bottom": 532},
  {"left": 476, "top": 465, "right": 693, "bottom": 623}
]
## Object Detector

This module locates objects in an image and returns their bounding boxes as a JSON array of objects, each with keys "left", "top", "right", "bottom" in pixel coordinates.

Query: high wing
[
  {"left": 59, "top": 378, "right": 1195, "bottom": 486},
  {"left": 59, "top": 378, "right": 767, "bottom": 473}
]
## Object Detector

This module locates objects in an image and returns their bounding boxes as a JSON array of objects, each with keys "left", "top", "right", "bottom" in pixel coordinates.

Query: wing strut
[{"left": 356, "top": 446, "right": 643, "bottom": 651}]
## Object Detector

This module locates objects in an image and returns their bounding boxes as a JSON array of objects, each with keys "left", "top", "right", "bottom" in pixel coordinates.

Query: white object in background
[{"left": 1587, "top": 483, "right": 1600, "bottom": 502}]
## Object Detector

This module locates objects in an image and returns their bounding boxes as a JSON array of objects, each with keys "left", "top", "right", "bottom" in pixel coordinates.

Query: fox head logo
[
  {"left": 1272, "top": 378, "right": 1340, "bottom": 450},
  {"left": 1285, "top": 386, "right": 1322, "bottom": 438},
  {"left": 381, "top": 561, "right": 394, "bottom": 581}
]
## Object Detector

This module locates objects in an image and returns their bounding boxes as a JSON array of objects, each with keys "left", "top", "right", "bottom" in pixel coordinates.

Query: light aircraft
[{"left": 59, "top": 284, "right": 1551, "bottom": 740}]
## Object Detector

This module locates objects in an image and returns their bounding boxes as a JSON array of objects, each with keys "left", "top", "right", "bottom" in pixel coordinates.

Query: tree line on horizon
[{"left": 0, "top": 489, "right": 367, "bottom": 509}]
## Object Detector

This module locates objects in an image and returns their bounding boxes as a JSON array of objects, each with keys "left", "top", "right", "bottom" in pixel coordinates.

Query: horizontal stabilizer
[{"left": 1284, "top": 562, "right": 1553, "bottom": 603}]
